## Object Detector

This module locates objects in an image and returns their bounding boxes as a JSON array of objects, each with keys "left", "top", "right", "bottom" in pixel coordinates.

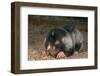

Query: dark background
[{"left": 28, "top": 15, "right": 88, "bottom": 60}]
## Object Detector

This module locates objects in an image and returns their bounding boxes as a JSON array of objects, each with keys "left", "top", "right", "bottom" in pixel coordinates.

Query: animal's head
[{"left": 44, "top": 28, "right": 64, "bottom": 57}]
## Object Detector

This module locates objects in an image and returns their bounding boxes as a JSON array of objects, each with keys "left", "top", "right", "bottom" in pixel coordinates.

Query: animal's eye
[{"left": 55, "top": 40, "right": 60, "bottom": 45}]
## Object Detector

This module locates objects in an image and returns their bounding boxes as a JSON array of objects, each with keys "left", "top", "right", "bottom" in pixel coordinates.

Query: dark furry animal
[{"left": 44, "top": 25, "right": 83, "bottom": 58}]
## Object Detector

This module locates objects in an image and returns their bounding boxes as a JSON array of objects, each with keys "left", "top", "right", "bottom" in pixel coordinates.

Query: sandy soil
[
  {"left": 28, "top": 49, "right": 88, "bottom": 61},
  {"left": 28, "top": 30, "right": 88, "bottom": 61}
]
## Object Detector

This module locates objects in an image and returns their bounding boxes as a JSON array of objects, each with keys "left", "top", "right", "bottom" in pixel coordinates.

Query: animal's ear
[{"left": 52, "top": 32, "right": 54, "bottom": 36}]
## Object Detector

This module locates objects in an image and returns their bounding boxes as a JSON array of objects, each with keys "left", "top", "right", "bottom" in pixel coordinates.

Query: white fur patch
[
  {"left": 62, "top": 35, "right": 73, "bottom": 50},
  {"left": 55, "top": 40, "right": 60, "bottom": 45}
]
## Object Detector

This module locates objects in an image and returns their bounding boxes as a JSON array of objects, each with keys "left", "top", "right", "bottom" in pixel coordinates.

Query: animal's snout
[{"left": 47, "top": 44, "right": 55, "bottom": 51}]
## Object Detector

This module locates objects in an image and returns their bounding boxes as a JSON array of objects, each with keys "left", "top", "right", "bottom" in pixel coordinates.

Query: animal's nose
[{"left": 47, "top": 45, "right": 52, "bottom": 51}]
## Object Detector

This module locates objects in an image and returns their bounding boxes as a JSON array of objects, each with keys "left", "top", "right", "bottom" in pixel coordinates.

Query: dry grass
[{"left": 28, "top": 48, "right": 88, "bottom": 61}]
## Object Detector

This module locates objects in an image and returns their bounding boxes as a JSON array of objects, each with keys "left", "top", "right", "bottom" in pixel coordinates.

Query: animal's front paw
[{"left": 56, "top": 51, "right": 66, "bottom": 59}]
